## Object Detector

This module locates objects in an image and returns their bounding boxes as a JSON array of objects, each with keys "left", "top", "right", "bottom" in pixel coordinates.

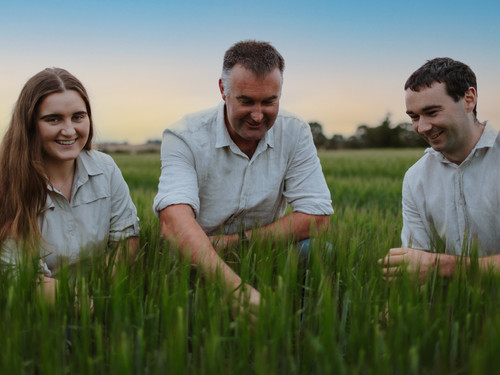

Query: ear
[
  {"left": 218, "top": 78, "right": 227, "bottom": 101},
  {"left": 463, "top": 87, "right": 477, "bottom": 113}
]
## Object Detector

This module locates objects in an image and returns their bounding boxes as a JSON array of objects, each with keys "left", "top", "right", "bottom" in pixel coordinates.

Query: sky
[{"left": 1, "top": 0, "right": 499, "bottom": 144}]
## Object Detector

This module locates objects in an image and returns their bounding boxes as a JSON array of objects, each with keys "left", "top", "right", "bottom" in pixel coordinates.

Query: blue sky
[{"left": 1, "top": 0, "right": 499, "bottom": 144}]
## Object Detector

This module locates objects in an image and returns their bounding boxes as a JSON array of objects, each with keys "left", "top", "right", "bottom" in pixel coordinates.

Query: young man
[
  {"left": 153, "top": 41, "right": 333, "bottom": 319},
  {"left": 381, "top": 57, "right": 500, "bottom": 282}
]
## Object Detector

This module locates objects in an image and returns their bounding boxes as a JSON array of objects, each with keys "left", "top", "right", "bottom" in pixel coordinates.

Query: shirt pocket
[{"left": 71, "top": 174, "right": 111, "bottom": 207}]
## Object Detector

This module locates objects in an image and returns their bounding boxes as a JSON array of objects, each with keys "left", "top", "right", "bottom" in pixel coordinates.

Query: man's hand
[
  {"left": 209, "top": 232, "right": 239, "bottom": 253},
  {"left": 231, "top": 283, "right": 261, "bottom": 328},
  {"left": 380, "top": 247, "right": 438, "bottom": 283},
  {"left": 160, "top": 205, "right": 260, "bottom": 324}
]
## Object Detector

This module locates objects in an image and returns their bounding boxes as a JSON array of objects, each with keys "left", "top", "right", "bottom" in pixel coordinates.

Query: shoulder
[
  {"left": 81, "top": 149, "right": 116, "bottom": 164},
  {"left": 403, "top": 151, "right": 434, "bottom": 183},
  {"left": 492, "top": 126, "right": 500, "bottom": 148},
  {"left": 78, "top": 150, "right": 121, "bottom": 175},
  {"left": 276, "top": 109, "right": 309, "bottom": 129},
  {"left": 167, "top": 105, "right": 220, "bottom": 136},
  {"left": 84, "top": 149, "right": 115, "bottom": 163},
  {"left": 272, "top": 109, "right": 312, "bottom": 140},
  {"left": 160, "top": 106, "right": 221, "bottom": 155}
]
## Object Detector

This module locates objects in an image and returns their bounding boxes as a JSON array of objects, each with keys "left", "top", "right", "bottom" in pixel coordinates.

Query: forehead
[
  {"left": 405, "top": 82, "right": 452, "bottom": 109},
  {"left": 229, "top": 64, "right": 282, "bottom": 96},
  {"left": 39, "top": 90, "right": 86, "bottom": 112}
]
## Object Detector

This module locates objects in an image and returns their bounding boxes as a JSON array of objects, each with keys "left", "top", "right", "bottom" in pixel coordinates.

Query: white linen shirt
[
  {"left": 153, "top": 102, "right": 333, "bottom": 235},
  {"left": 1, "top": 150, "right": 139, "bottom": 276},
  {"left": 401, "top": 123, "right": 500, "bottom": 255}
]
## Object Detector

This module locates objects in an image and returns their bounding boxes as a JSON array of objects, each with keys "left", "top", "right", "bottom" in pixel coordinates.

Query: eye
[
  {"left": 44, "top": 116, "right": 60, "bottom": 124},
  {"left": 73, "top": 113, "right": 87, "bottom": 121}
]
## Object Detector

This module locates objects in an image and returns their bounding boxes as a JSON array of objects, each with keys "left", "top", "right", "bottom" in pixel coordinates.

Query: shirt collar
[
  {"left": 214, "top": 101, "right": 274, "bottom": 153},
  {"left": 46, "top": 150, "right": 104, "bottom": 196},
  {"left": 474, "top": 122, "right": 498, "bottom": 149},
  {"left": 73, "top": 150, "right": 104, "bottom": 189}
]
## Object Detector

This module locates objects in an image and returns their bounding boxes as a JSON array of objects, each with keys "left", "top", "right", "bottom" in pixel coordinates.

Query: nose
[
  {"left": 60, "top": 118, "right": 77, "bottom": 137},
  {"left": 416, "top": 117, "right": 432, "bottom": 134},
  {"left": 250, "top": 105, "right": 264, "bottom": 123}
]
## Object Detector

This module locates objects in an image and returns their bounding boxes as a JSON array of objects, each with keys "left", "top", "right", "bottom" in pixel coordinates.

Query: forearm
[
  {"left": 160, "top": 205, "right": 243, "bottom": 291},
  {"left": 109, "top": 236, "right": 139, "bottom": 262},
  {"left": 211, "top": 212, "right": 330, "bottom": 251},
  {"left": 477, "top": 255, "right": 500, "bottom": 273},
  {"left": 38, "top": 276, "right": 58, "bottom": 302},
  {"left": 382, "top": 248, "right": 500, "bottom": 281},
  {"left": 256, "top": 211, "right": 330, "bottom": 241},
  {"left": 433, "top": 253, "right": 500, "bottom": 277},
  {"left": 433, "top": 253, "right": 457, "bottom": 277}
]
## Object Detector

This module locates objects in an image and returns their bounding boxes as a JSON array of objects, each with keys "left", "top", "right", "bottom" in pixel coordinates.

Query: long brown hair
[{"left": 0, "top": 68, "right": 94, "bottom": 250}]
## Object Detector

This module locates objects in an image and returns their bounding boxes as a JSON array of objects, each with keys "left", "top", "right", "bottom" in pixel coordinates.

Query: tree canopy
[{"left": 309, "top": 115, "right": 427, "bottom": 149}]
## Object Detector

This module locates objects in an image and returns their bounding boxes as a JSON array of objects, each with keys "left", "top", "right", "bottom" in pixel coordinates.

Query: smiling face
[
  {"left": 405, "top": 82, "right": 481, "bottom": 164},
  {"left": 37, "top": 90, "right": 90, "bottom": 168},
  {"left": 219, "top": 64, "right": 281, "bottom": 155}
]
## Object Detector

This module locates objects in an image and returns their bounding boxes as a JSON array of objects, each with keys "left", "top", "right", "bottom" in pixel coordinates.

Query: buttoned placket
[
  {"left": 454, "top": 165, "right": 467, "bottom": 254},
  {"left": 230, "top": 141, "right": 270, "bottom": 231},
  {"left": 47, "top": 160, "right": 90, "bottom": 255},
  {"left": 50, "top": 190, "right": 78, "bottom": 253},
  {"left": 453, "top": 150, "right": 480, "bottom": 255}
]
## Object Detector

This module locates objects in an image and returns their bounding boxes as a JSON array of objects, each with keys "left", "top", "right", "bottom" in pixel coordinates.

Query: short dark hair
[
  {"left": 405, "top": 57, "right": 478, "bottom": 117},
  {"left": 221, "top": 40, "right": 285, "bottom": 96},
  {"left": 223, "top": 40, "right": 285, "bottom": 76}
]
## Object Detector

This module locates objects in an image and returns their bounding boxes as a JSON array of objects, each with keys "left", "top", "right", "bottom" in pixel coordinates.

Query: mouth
[
  {"left": 245, "top": 120, "right": 265, "bottom": 129},
  {"left": 55, "top": 139, "right": 77, "bottom": 146},
  {"left": 428, "top": 130, "right": 444, "bottom": 141}
]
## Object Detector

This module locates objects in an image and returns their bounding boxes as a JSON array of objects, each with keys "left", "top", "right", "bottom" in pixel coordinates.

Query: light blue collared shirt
[
  {"left": 401, "top": 123, "right": 500, "bottom": 255},
  {"left": 2, "top": 150, "right": 139, "bottom": 276},
  {"left": 153, "top": 102, "right": 333, "bottom": 235}
]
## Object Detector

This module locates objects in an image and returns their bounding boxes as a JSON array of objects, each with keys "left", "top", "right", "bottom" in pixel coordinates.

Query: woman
[{"left": 0, "top": 68, "right": 139, "bottom": 297}]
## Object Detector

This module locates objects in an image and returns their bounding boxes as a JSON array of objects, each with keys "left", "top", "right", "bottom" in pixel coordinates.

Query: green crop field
[{"left": 2, "top": 149, "right": 500, "bottom": 374}]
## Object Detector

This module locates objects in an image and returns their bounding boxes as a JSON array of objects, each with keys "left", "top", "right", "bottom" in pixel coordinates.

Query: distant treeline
[
  {"left": 310, "top": 115, "right": 427, "bottom": 149},
  {"left": 100, "top": 116, "right": 426, "bottom": 154}
]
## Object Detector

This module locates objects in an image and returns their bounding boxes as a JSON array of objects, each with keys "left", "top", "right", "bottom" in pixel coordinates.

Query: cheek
[
  {"left": 264, "top": 108, "right": 279, "bottom": 120},
  {"left": 231, "top": 107, "right": 250, "bottom": 121},
  {"left": 38, "top": 125, "right": 54, "bottom": 141},
  {"left": 80, "top": 121, "right": 91, "bottom": 136}
]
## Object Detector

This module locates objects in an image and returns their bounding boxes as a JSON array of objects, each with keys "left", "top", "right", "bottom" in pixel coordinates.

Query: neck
[
  {"left": 235, "top": 138, "right": 259, "bottom": 159},
  {"left": 224, "top": 110, "right": 259, "bottom": 159},
  {"left": 445, "top": 121, "right": 485, "bottom": 165},
  {"left": 43, "top": 158, "right": 76, "bottom": 201},
  {"left": 44, "top": 159, "right": 76, "bottom": 182}
]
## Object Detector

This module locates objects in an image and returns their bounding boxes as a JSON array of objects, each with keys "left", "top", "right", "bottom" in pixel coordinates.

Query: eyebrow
[
  {"left": 39, "top": 111, "right": 87, "bottom": 120},
  {"left": 236, "top": 95, "right": 279, "bottom": 101},
  {"left": 406, "top": 105, "right": 442, "bottom": 115}
]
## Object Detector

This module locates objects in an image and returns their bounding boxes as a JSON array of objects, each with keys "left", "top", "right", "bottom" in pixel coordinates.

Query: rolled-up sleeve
[
  {"left": 153, "top": 130, "right": 201, "bottom": 217},
  {"left": 283, "top": 124, "right": 334, "bottom": 215}
]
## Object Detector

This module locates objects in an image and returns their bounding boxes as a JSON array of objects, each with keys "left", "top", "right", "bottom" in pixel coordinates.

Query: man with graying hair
[
  {"left": 153, "top": 40, "right": 333, "bottom": 320},
  {"left": 381, "top": 57, "right": 500, "bottom": 282}
]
